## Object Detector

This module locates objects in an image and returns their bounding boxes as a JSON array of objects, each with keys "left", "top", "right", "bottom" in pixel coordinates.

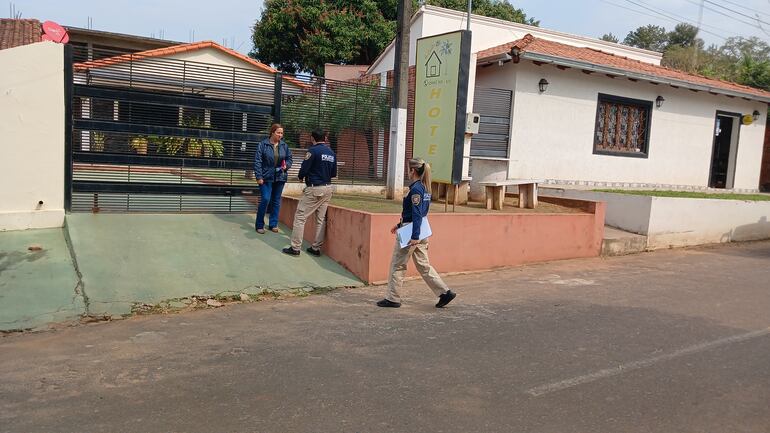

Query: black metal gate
[
  {"left": 66, "top": 45, "right": 280, "bottom": 212},
  {"left": 65, "top": 44, "right": 392, "bottom": 213}
]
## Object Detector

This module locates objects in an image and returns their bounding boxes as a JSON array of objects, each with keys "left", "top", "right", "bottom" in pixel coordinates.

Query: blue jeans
[{"left": 256, "top": 181, "right": 286, "bottom": 230}]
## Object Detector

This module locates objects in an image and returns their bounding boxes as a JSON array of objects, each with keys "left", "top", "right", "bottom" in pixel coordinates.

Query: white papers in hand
[{"left": 396, "top": 218, "right": 432, "bottom": 248}]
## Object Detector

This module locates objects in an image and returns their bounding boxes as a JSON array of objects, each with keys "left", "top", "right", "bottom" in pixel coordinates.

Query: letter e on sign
[{"left": 428, "top": 144, "right": 438, "bottom": 155}]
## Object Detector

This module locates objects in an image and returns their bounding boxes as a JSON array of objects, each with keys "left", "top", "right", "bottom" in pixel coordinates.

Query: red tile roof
[
  {"left": 75, "top": 40, "right": 307, "bottom": 88},
  {"left": 477, "top": 34, "right": 770, "bottom": 101},
  {"left": 0, "top": 19, "right": 42, "bottom": 50}
]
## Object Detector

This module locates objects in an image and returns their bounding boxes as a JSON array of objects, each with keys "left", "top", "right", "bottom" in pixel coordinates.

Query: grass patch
[
  {"left": 595, "top": 189, "right": 770, "bottom": 201},
  {"left": 324, "top": 193, "right": 583, "bottom": 214},
  {"left": 330, "top": 194, "right": 403, "bottom": 212}
]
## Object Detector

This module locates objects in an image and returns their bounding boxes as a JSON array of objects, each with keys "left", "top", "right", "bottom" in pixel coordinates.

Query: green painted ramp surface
[
  {"left": 0, "top": 229, "right": 84, "bottom": 331},
  {"left": 66, "top": 214, "right": 362, "bottom": 317}
]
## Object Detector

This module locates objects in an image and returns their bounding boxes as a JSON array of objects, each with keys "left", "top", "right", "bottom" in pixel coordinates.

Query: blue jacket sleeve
[
  {"left": 298, "top": 150, "right": 312, "bottom": 181},
  {"left": 410, "top": 196, "right": 423, "bottom": 240},
  {"left": 253, "top": 143, "right": 263, "bottom": 180},
  {"left": 284, "top": 142, "right": 293, "bottom": 170}
]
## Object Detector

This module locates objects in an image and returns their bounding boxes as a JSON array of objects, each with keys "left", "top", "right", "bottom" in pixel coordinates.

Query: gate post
[
  {"left": 273, "top": 72, "right": 283, "bottom": 124},
  {"left": 64, "top": 44, "right": 74, "bottom": 211}
]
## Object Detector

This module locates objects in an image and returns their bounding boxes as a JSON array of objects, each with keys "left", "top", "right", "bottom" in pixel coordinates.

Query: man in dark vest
[{"left": 282, "top": 128, "right": 337, "bottom": 257}]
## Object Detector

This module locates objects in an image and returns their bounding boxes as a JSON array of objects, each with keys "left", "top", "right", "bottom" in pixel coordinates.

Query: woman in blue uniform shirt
[
  {"left": 377, "top": 158, "right": 457, "bottom": 308},
  {"left": 254, "top": 123, "right": 293, "bottom": 233}
]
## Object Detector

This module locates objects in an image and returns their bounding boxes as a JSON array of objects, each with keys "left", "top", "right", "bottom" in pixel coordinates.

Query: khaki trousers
[
  {"left": 290, "top": 185, "right": 333, "bottom": 250},
  {"left": 386, "top": 238, "right": 449, "bottom": 303}
]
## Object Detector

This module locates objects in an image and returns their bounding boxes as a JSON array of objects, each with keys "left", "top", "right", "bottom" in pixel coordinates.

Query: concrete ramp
[
  {"left": 0, "top": 228, "right": 84, "bottom": 331},
  {"left": 65, "top": 213, "right": 362, "bottom": 318},
  {"left": 602, "top": 226, "right": 648, "bottom": 256}
]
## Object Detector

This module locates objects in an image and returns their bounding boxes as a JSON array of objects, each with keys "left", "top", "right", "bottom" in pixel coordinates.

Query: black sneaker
[
  {"left": 435, "top": 290, "right": 456, "bottom": 308},
  {"left": 376, "top": 299, "right": 401, "bottom": 308},
  {"left": 306, "top": 247, "right": 321, "bottom": 257},
  {"left": 282, "top": 247, "right": 300, "bottom": 256}
]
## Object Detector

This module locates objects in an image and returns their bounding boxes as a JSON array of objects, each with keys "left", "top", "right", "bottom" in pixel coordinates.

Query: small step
[{"left": 602, "top": 226, "right": 648, "bottom": 256}]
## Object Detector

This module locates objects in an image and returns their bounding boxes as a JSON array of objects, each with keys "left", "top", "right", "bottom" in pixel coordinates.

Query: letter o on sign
[{"left": 428, "top": 107, "right": 441, "bottom": 118}]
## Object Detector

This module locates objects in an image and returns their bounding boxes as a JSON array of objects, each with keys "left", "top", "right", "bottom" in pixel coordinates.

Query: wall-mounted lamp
[
  {"left": 538, "top": 78, "right": 549, "bottom": 93},
  {"left": 655, "top": 95, "right": 665, "bottom": 108},
  {"left": 753, "top": 110, "right": 761, "bottom": 121}
]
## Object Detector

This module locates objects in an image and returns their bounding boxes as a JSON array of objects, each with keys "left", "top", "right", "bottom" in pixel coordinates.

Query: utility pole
[
  {"left": 467, "top": 0, "right": 472, "bottom": 31},
  {"left": 386, "top": 0, "right": 412, "bottom": 200},
  {"left": 693, "top": 0, "right": 704, "bottom": 70}
]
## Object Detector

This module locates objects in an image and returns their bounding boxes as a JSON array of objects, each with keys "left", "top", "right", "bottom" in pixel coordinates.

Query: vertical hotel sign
[{"left": 413, "top": 30, "right": 471, "bottom": 184}]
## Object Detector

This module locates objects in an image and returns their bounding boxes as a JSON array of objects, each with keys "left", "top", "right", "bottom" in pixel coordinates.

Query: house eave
[{"left": 515, "top": 52, "right": 770, "bottom": 104}]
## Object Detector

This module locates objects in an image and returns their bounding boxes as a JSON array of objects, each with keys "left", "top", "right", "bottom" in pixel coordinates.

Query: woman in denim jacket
[{"left": 254, "top": 123, "right": 293, "bottom": 233}]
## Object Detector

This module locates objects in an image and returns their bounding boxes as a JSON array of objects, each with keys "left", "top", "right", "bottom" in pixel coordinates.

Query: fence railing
[{"left": 69, "top": 45, "right": 393, "bottom": 212}]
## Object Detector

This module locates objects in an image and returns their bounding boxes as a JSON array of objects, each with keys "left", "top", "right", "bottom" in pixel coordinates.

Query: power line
[
  {"left": 632, "top": 0, "right": 733, "bottom": 36},
  {"left": 718, "top": 0, "right": 770, "bottom": 19},
  {"left": 601, "top": 0, "right": 685, "bottom": 27},
  {"left": 600, "top": 0, "right": 678, "bottom": 28},
  {"left": 684, "top": 0, "right": 767, "bottom": 29},
  {"left": 622, "top": 0, "right": 728, "bottom": 39},
  {"left": 601, "top": 0, "right": 729, "bottom": 40},
  {"left": 703, "top": 0, "right": 770, "bottom": 27}
]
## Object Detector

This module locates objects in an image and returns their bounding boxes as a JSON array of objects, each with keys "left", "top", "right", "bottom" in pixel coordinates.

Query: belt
[{"left": 307, "top": 183, "right": 331, "bottom": 187}]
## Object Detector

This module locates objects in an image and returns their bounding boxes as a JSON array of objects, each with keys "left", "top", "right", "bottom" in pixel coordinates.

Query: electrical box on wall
[{"left": 465, "top": 113, "right": 480, "bottom": 134}]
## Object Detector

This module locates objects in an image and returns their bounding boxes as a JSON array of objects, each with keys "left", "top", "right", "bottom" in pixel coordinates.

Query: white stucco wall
[
  {"left": 495, "top": 61, "right": 766, "bottom": 190},
  {"left": 541, "top": 188, "right": 653, "bottom": 235},
  {"left": 646, "top": 196, "right": 770, "bottom": 248},
  {"left": 0, "top": 42, "right": 66, "bottom": 231},
  {"left": 369, "top": 6, "right": 661, "bottom": 74},
  {"left": 541, "top": 189, "right": 770, "bottom": 248}
]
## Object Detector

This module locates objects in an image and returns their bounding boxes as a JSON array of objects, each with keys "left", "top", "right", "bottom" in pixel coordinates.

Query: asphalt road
[{"left": 2, "top": 241, "right": 769, "bottom": 433}]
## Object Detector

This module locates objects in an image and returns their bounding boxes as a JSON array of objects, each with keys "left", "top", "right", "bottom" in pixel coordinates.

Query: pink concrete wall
[
  {"left": 279, "top": 197, "right": 375, "bottom": 282},
  {"left": 280, "top": 196, "right": 605, "bottom": 284}
]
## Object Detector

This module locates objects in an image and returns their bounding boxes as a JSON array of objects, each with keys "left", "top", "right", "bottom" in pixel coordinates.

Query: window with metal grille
[{"left": 594, "top": 93, "right": 652, "bottom": 157}]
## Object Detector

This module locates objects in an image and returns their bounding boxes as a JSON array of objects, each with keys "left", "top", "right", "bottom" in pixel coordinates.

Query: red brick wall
[{"left": 358, "top": 67, "right": 416, "bottom": 183}]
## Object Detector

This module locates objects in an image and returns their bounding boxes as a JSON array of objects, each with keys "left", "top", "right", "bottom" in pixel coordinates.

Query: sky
[{"left": 6, "top": 0, "right": 770, "bottom": 56}]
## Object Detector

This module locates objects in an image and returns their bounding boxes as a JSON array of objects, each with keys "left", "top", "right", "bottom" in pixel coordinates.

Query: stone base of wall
[{"left": 542, "top": 179, "right": 760, "bottom": 194}]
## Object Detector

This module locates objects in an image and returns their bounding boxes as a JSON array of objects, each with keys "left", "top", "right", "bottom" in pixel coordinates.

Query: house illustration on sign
[{"left": 425, "top": 51, "right": 442, "bottom": 78}]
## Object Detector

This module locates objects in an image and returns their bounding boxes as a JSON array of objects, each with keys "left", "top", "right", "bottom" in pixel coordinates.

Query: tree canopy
[
  {"left": 250, "top": 0, "right": 537, "bottom": 76},
  {"left": 616, "top": 23, "right": 770, "bottom": 91},
  {"left": 623, "top": 24, "right": 668, "bottom": 52},
  {"left": 599, "top": 33, "right": 619, "bottom": 43}
]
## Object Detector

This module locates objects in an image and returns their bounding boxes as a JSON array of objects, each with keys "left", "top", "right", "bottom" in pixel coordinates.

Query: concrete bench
[{"left": 478, "top": 179, "right": 543, "bottom": 210}]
